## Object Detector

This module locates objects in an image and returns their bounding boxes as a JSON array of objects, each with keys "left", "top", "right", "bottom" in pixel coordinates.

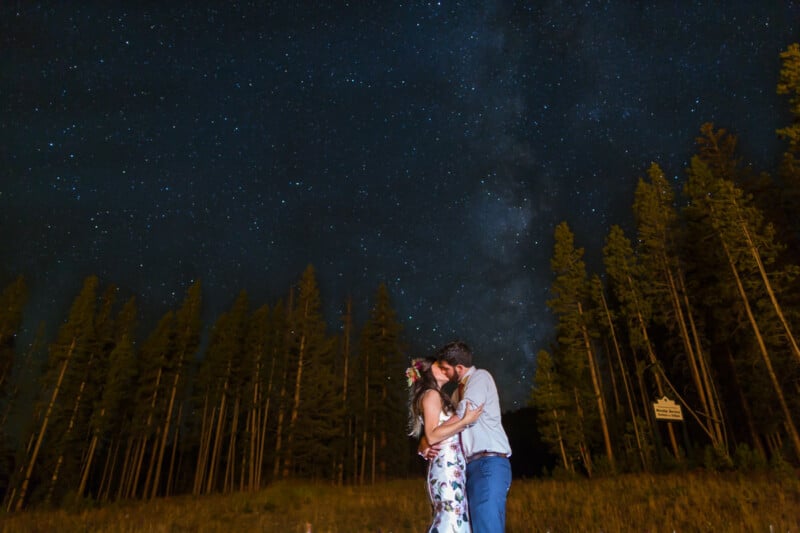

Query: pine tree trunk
[
  {"left": 378, "top": 377, "right": 388, "bottom": 481},
  {"left": 721, "top": 239, "right": 800, "bottom": 461},
  {"left": 599, "top": 289, "right": 647, "bottom": 470},
  {"left": 665, "top": 264, "right": 725, "bottom": 451},
  {"left": 677, "top": 268, "right": 726, "bottom": 448},
  {"left": 150, "top": 366, "right": 183, "bottom": 499},
  {"left": 116, "top": 437, "right": 134, "bottom": 500},
  {"left": 192, "top": 395, "right": 213, "bottom": 495},
  {"left": 272, "top": 289, "right": 293, "bottom": 480},
  {"left": 578, "top": 442, "right": 593, "bottom": 477},
  {"left": 48, "top": 363, "right": 93, "bottom": 504},
  {"left": 272, "top": 389, "right": 286, "bottom": 479},
  {"left": 572, "top": 387, "right": 592, "bottom": 476},
  {"left": 360, "top": 426, "right": 368, "bottom": 485},
  {"left": 142, "top": 429, "right": 161, "bottom": 499},
  {"left": 628, "top": 272, "right": 682, "bottom": 460},
  {"left": 371, "top": 430, "right": 376, "bottom": 485},
  {"left": 256, "top": 396, "right": 268, "bottom": 488},
  {"left": 248, "top": 361, "right": 260, "bottom": 491},
  {"left": 352, "top": 431, "right": 359, "bottom": 483},
  {"left": 78, "top": 433, "right": 99, "bottom": 498},
  {"left": 633, "top": 362, "right": 649, "bottom": 424},
  {"left": 99, "top": 438, "right": 120, "bottom": 502},
  {"left": 737, "top": 212, "right": 800, "bottom": 363},
  {"left": 97, "top": 438, "right": 112, "bottom": 501},
  {"left": 359, "top": 342, "right": 370, "bottom": 486},
  {"left": 205, "top": 358, "right": 234, "bottom": 495},
  {"left": 603, "top": 338, "right": 622, "bottom": 412},
  {"left": 121, "top": 438, "right": 138, "bottom": 499},
  {"left": 165, "top": 403, "right": 182, "bottom": 497},
  {"left": 205, "top": 392, "right": 228, "bottom": 494},
  {"left": 224, "top": 395, "right": 241, "bottom": 494},
  {"left": 135, "top": 365, "right": 163, "bottom": 499},
  {"left": 13, "top": 338, "right": 76, "bottom": 511},
  {"left": 256, "top": 356, "right": 275, "bottom": 489},
  {"left": 129, "top": 436, "right": 150, "bottom": 499},
  {"left": 577, "top": 302, "right": 615, "bottom": 470},
  {"left": 283, "top": 315, "right": 308, "bottom": 478},
  {"left": 339, "top": 297, "right": 352, "bottom": 485},
  {"left": 553, "top": 410, "right": 570, "bottom": 470},
  {"left": 246, "top": 391, "right": 257, "bottom": 490}
]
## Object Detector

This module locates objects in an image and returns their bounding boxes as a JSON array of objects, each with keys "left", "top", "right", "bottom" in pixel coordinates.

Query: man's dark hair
[{"left": 436, "top": 340, "right": 473, "bottom": 367}]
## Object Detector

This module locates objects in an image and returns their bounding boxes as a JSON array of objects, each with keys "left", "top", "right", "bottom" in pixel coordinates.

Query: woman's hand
[{"left": 461, "top": 401, "right": 483, "bottom": 425}]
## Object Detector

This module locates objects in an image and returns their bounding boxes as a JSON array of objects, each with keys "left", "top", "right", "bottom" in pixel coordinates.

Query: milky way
[{"left": 2, "top": 2, "right": 797, "bottom": 409}]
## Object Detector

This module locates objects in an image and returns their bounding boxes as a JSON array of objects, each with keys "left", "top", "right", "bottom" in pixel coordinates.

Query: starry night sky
[{"left": 2, "top": 2, "right": 798, "bottom": 409}]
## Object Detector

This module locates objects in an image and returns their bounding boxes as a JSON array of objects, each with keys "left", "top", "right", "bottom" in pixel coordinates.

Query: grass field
[{"left": 2, "top": 471, "right": 799, "bottom": 532}]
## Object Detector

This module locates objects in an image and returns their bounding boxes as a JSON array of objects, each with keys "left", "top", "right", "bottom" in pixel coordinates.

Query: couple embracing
[{"left": 407, "top": 341, "right": 512, "bottom": 533}]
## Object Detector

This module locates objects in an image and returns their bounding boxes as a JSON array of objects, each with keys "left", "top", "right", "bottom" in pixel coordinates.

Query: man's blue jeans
[{"left": 466, "top": 456, "right": 512, "bottom": 533}]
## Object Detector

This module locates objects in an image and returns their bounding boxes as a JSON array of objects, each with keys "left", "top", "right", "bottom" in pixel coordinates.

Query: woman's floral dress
[{"left": 426, "top": 410, "right": 470, "bottom": 533}]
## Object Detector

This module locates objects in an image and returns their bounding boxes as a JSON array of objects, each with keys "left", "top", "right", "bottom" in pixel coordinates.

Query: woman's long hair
[{"left": 407, "top": 356, "right": 454, "bottom": 437}]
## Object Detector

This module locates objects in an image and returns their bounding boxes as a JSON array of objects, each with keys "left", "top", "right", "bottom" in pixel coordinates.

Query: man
[{"left": 421, "top": 341, "right": 512, "bottom": 533}]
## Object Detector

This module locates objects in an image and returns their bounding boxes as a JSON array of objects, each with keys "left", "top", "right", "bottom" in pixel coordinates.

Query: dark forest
[{"left": 2, "top": 43, "right": 800, "bottom": 512}]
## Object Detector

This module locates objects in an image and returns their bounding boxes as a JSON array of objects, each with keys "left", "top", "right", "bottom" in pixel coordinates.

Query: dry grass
[
  {"left": 2, "top": 472, "right": 799, "bottom": 532},
  {"left": 507, "top": 471, "right": 800, "bottom": 532}
]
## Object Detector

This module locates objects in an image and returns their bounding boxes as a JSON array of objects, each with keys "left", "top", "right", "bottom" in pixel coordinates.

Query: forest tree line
[
  {"left": 0, "top": 265, "right": 411, "bottom": 510},
  {"left": 2, "top": 42, "right": 800, "bottom": 511},
  {"left": 530, "top": 43, "right": 800, "bottom": 476}
]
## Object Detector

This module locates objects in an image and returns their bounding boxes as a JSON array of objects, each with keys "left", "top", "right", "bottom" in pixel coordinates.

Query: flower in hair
[{"left": 405, "top": 359, "right": 424, "bottom": 387}]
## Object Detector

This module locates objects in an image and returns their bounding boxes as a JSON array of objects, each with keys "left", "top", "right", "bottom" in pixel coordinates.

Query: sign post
[{"left": 652, "top": 396, "right": 683, "bottom": 422}]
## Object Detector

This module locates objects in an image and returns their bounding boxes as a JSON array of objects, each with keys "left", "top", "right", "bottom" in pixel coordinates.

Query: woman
[{"left": 407, "top": 356, "right": 483, "bottom": 533}]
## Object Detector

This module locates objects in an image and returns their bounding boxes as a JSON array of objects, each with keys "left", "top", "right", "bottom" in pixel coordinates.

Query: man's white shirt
[{"left": 454, "top": 366, "right": 511, "bottom": 458}]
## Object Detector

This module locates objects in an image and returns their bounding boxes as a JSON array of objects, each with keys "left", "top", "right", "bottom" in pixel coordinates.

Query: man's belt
[{"left": 466, "top": 451, "right": 508, "bottom": 463}]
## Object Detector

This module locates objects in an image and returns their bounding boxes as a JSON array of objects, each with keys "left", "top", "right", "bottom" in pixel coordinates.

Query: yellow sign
[{"left": 653, "top": 396, "right": 683, "bottom": 421}]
